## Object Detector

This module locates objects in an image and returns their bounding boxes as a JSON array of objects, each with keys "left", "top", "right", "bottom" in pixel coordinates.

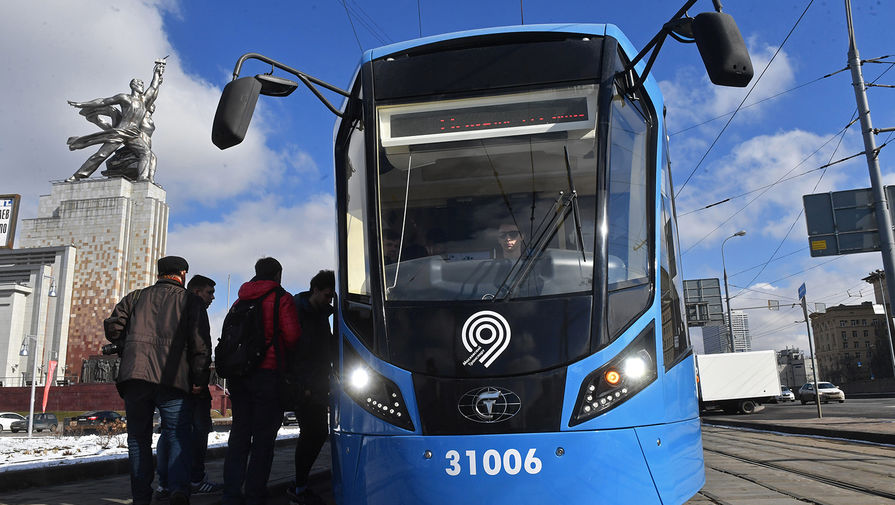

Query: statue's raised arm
[{"left": 143, "top": 58, "right": 166, "bottom": 108}]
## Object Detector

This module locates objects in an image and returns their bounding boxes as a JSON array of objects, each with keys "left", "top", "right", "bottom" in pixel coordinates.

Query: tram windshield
[{"left": 377, "top": 85, "right": 602, "bottom": 302}]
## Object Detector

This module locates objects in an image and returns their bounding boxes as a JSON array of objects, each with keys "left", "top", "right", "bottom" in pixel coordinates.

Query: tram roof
[{"left": 362, "top": 23, "right": 656, "bottom": 94}]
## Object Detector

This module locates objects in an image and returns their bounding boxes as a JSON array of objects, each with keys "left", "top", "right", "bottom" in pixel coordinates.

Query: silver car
[
  {"left": 798, "top": 382, "right": 845, "bottom": 404},
  {"left": 776, "top": 386, "right": 795, "bottom": 402}
]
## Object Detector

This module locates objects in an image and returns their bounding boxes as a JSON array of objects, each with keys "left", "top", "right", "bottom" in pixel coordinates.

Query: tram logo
[
  {"left": 458, "top": 386, "right": 521, "bottom": 423},
  {"left": 460, "top": 310, "right": 511, "bottom": 368}
]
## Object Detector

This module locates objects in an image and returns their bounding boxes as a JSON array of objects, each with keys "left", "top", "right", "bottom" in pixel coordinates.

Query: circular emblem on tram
[
  {"left": 458, "top": 386, "right": 521, "bottom": 423},
  {"left": 461, "top": 310, "right": 511, "bottom": 368}
]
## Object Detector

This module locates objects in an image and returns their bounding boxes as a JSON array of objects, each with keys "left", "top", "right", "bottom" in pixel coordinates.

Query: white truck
[{"left": 695, "top": 350, "right": 780, "bottom": 415}]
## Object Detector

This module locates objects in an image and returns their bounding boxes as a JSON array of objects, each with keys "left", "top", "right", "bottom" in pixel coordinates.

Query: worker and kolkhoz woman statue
[{"left": 65, "top": 57, "right": 167, "bottom": 183}]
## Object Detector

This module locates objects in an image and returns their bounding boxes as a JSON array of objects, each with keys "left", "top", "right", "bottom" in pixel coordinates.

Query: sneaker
[
  {"left": 191, "top": 477, "right": 223, "bottom": 494},
  {"left": 286, "top": 486, "right": 325, "bottom": 505}
]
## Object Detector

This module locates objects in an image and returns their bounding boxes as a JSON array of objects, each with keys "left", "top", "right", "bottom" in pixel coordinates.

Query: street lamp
[
  {"left": 722, "top": 230, "right": 746, "bottom": 353},
  {"left": 19, "top": 273, "right": 57, "bottom": 438}
]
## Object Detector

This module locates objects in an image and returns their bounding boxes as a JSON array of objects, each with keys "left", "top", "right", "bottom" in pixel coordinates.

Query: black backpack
[{"left": 215, "top": 289, "right": 281, "bottom": 379}]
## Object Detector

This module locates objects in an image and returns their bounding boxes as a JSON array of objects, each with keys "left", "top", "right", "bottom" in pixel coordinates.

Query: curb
[{"left": 703, "top": 419, "right": 895, "bottom": 445}]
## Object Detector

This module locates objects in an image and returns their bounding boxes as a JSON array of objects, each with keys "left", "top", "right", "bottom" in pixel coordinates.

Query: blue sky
[{"left": 4, "top": 0, "right": 895, "bottom": 353}]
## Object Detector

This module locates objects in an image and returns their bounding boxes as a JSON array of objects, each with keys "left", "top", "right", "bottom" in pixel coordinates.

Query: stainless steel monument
[{"left": 65, "top": 58, "right": 166, "bottom": 183}]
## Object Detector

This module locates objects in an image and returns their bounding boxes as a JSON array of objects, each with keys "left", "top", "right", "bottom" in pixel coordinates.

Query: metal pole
[
  {"left": 723, "top": 266, "right": 734, "bottom": 353},
  {"left": 876, "top": 274, "right": 895, "bottom": 379},
  {"left": 801, "top": 296, "right": 822, "bottom": 418},
  {"left": 845, "top": 0, "right": 895, "bottom": 379},
  {"left": 721, "top": 231, "right": 745, "bottom": 353},
  {"left": 26, "top": 273, "right": 45, "bottom": 438}
]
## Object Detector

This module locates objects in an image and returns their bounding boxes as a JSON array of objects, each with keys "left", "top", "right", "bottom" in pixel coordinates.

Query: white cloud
[
  {"left": 167, "top": 192, "right": 336, "bottom": 332},
  {"left": 660, "top": 41, "right": 797, "bottom": 138},
  {"left": 0, "top": 0, "right": 288, "bottom": 218},
  {"left": 676, "top": 129, "right": 857, "bottom": 251}
]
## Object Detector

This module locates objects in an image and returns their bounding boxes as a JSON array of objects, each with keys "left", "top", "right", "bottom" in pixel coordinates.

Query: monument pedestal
[{"left": 19, "top": 178, "right": 168, "bottom": 378}]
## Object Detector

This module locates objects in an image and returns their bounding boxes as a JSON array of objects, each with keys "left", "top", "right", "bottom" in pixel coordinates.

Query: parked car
[
  {"left": 0, "top": 412, "right": 26, "bottom": 432},
  {"left": 283, "top": 411, "right": 298, "bottom": 426},
  {"left": 10, "top": 413, "right": 59, "bottom": 433},
  {"left": 798, "top": 382, "right": 846, "bottom": 404},
  {"left": 74, "top": 410, "right": 125, "bottom": 426},
  {"left": 776, "top": 386, "right": 796, "bottom": 402}
]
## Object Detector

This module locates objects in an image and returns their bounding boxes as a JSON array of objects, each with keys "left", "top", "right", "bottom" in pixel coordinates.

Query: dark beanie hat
[{"left": 158, "top": 256, "right": 189, "bottom": 275}]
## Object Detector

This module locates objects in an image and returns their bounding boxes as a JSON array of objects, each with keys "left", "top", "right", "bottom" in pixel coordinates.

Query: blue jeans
[
  {"left": 223, "top": 369, "right": 283, "bottom": 505},
  {"left": 122, "top": 380, "right": 192, "bottom": 504},
  {"left": 158, "top": 394, "right": 213, "bottom": 486}
]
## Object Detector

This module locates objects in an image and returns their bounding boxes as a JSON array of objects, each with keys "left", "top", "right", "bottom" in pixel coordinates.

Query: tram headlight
[
  {"left": 342, "top": 341, "right": 414, "bottom": 431},
  {"left": 569, "top": 324, "right": 658, "bottom": 426},
  {"left": 349, "top": 367, "right": 371, "bottom": 390}
]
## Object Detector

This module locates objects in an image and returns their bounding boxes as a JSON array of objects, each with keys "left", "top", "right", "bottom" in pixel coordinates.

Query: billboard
[{"left": 0, "top": 194, "right": 20, "bottom": 249}]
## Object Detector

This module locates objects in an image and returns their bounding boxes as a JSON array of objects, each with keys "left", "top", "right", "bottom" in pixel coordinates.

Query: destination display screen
[{"left": 389, "top": 97, "right": 589, "bottom": 138}]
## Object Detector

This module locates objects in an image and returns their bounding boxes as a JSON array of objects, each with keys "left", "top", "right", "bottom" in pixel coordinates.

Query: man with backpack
[
  {"left": 221, "top": 257, "right": 301, "bottom": 505},
  {"left": 104, "top": 256, "right": 211, "bottom": 505}
]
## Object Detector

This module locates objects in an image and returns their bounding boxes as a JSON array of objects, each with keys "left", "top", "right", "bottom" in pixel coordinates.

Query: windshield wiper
[
  {"left": 564, "top": 146, "right": 588, "bottom": 262},
  {"left": 492, "top": 190, "right": 577, "bottom": 301},
  {"left": 491, "top": 147, "right": 587, "bottom": 301}
]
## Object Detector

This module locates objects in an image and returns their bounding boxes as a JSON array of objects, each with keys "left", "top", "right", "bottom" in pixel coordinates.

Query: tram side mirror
[
  {"left": 212, "top": 76, "right": 262, "bottom": 150},
  {"left": 691, "top": 12, "right": 753, "bottom": 87}
]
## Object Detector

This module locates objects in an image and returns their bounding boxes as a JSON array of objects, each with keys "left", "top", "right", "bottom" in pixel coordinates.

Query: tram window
[
  {"left": 376, "top": 85, "right": 599, "bottom": 302},
  {"left": 345, "top": 119, "right": 371, "bottom": 296},
  {"left": 660, "top": 139, "right": 690, "bottom": 369},
  {"left": 606, "top": 91, "right": 651, "bottom": 338}
]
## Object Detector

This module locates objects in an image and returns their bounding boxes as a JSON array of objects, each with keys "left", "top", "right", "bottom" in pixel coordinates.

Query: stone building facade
[
  {"left": 809, "top": 302, "right": 892, "bottom": 384},
  {"left": 17, "top": 179, "right": 167, "bottom": 379}
]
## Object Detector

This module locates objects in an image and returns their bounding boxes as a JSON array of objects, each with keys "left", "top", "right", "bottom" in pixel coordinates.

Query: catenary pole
[{"left": 845, "top": 0, "right": 895, "bottom": 379}]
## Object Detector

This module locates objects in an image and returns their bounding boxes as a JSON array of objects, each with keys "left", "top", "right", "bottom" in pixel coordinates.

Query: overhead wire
[
  {"left": 670, "top": 74, "right": 829, "bottom": 137},
  {"left": 345, "top": 0, "right": 393, "bottom": 44},
  {"left": 339, "top": 0, "right": 365, "bottom": 52},
  {"left": 677, "top": 142, "right": 878, "bottom": 217},
  {"left": 680, "top": 124, "right": 849, "bottom": 254},
  {"left": 417, "top": 0, "right": 423, "bottom": 37},
  {"left": 729, "top": 57, "right": 895, "bottom": 295},
  {"left": 674, "top": 0, "right": 816, "bottom": 199}
]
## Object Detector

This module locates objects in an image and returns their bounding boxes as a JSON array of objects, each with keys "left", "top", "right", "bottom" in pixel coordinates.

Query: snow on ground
[{"left": 0, "top": 426, "right": 302, "bottom": 472}]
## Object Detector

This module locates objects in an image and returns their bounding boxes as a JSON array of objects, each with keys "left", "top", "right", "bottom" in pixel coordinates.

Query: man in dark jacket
[
  {"left": 287, "top": 270, "right": 335, "bottom": 505},
  {"left": 223, "top": 257, "right": 301, "bottom": 505},
  {"left": 157, "top": 275, "right": 222, "bottom": 497},
  {"left": 104, "top": 256, "right": 211, "bottom": 505}
]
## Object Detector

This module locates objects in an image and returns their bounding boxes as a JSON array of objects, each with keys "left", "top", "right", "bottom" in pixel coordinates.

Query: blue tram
[{"left": 213, "top": 3, "right": 752, "bottom": 503}]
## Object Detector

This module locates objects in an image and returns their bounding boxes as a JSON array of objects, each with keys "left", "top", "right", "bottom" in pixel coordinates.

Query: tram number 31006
[{"left": 444, "top": 449, "right": 543, "bottom": 476}]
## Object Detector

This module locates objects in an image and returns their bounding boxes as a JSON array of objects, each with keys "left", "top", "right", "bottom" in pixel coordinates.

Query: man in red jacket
[{"left": 223, "top": 257, "right": 301, "bottom": 505}]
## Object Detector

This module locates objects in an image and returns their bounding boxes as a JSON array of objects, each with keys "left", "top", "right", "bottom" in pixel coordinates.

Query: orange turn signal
[{"left": 605, "top": 370, "right": 621, "bottom": 385}]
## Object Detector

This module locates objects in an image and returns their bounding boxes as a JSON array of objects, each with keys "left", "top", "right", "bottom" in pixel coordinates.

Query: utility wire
[
  {"left": 345, "top": 0, "right": 392, "bottom": 44},
  {"left": 729, "top": 57, "right": 895, "bottom": 295},
  {"left": 675, "top": 0, "right": 815, "bottom": 199},
  {"left": 339, "top": 0, "right": 364, "bottom": 52},
  {"left": 417, "top": 0, "right": 423, "bottom": 37},
  {"left": 670, "top": 74, "right": 828, "bottom": 137},
  {"left": 730, "top": 247, "right": 808, "bottom": 277},
  {"left": 679, "top": 140, "right": 889, "bottom": 217},
  {"left": 681, "top": 123, "right": 848, "bottom": 254}
]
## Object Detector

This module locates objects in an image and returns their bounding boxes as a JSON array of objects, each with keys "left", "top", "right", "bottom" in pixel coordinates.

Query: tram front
[
  {"left": 212, "top": 6, "right": 752, "bottom": 503},
  {"left": 332, "top": 26, "right": 697, "bottom": 505}
]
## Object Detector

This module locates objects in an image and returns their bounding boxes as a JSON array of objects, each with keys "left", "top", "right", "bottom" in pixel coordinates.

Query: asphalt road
[{"left": 702, "top": 397, "right": 895, "bottom": 421}]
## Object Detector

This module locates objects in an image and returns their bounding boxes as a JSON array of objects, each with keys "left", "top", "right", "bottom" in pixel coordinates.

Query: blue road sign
[{"left": 798, "top": 283, "right": 806, "bottom": 300}]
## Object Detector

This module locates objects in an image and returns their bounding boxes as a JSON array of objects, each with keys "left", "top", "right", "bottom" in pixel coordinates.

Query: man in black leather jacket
[{"left": 104, "top": 256, "right": 211, "bottom": 505}]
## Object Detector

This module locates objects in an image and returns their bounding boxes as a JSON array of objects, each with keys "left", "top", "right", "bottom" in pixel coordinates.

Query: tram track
[
  {"left": 699, "top": 426, "right": 895, "bottom": 504},
  {"left": 704, "top": 446, "right": 895, "bottom": 503}
]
